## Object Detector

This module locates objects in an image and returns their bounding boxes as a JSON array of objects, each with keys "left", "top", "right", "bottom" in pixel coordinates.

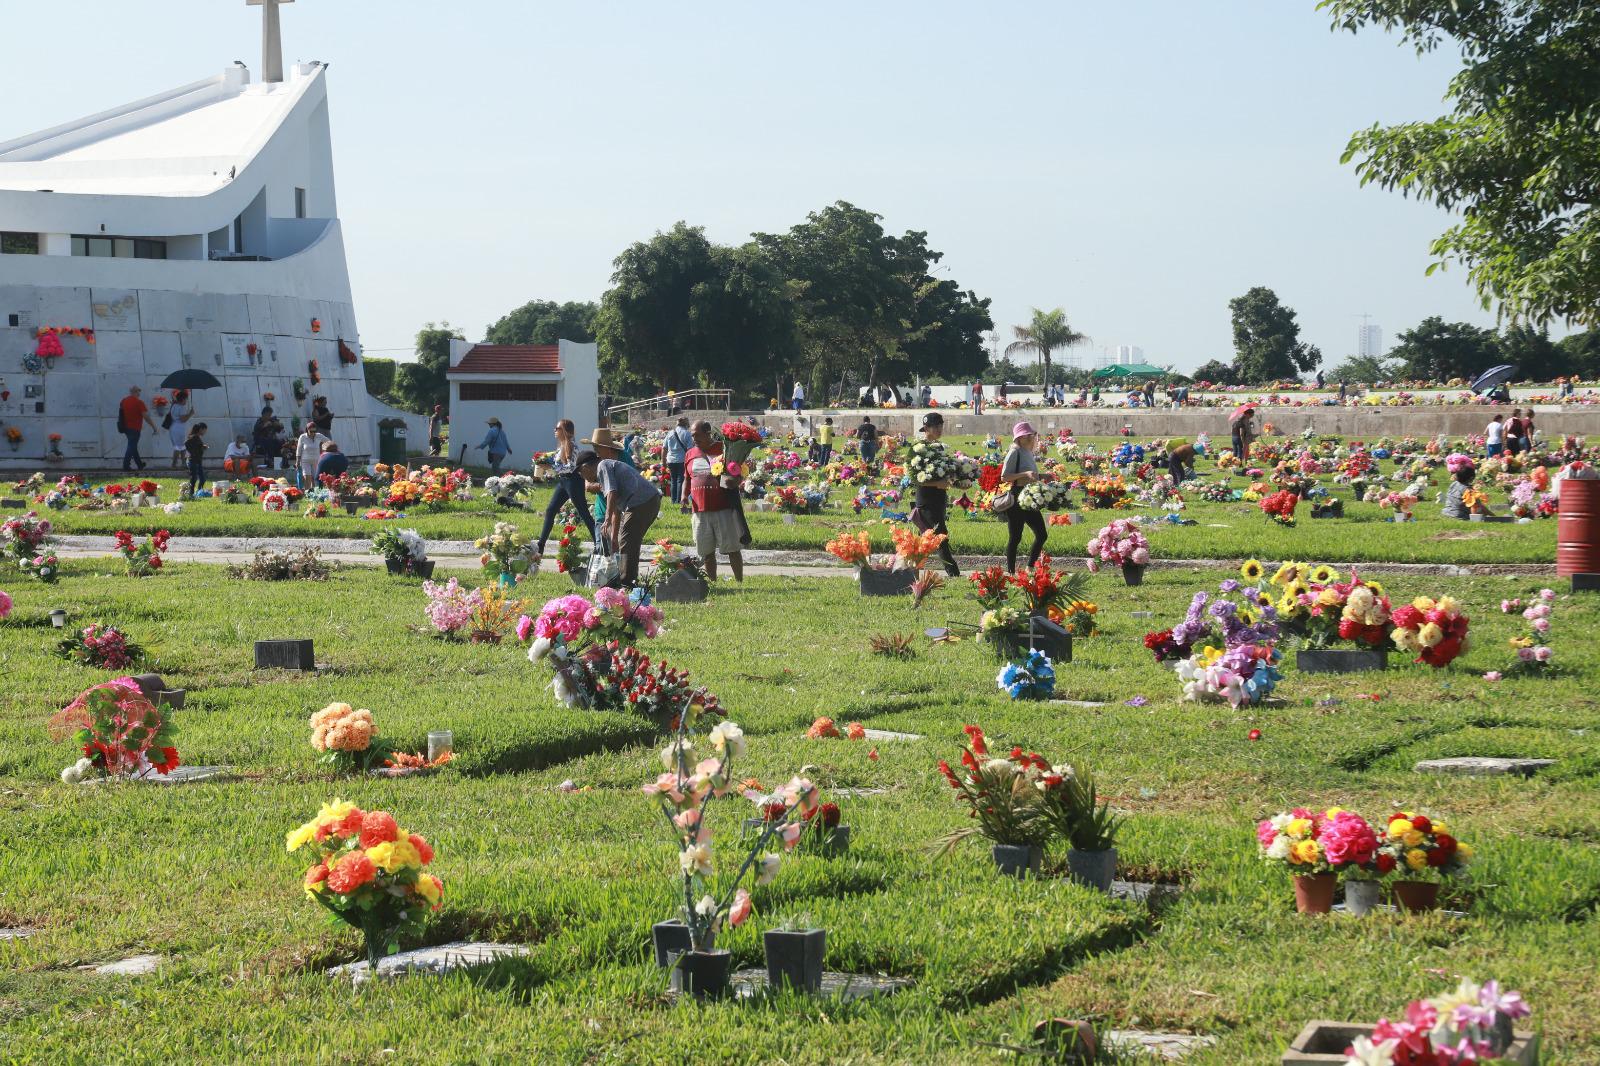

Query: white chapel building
[{"left": 0, "top": 3, "right": 371, "bottom": 468}]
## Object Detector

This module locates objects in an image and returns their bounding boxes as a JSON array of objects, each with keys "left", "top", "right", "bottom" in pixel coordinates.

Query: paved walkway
[{"left": 51, "top": 535, "right": 1553, "bottom": 578}]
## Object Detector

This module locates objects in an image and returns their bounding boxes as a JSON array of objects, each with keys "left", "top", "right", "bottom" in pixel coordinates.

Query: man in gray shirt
[{"left": 577, "top": 427, "right": 662, "bottom": 583}]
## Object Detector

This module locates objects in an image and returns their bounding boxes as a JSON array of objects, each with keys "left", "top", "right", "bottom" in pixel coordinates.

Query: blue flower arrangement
[{"left": 996, "top": 649, "right": 1056, "bottom": 701}]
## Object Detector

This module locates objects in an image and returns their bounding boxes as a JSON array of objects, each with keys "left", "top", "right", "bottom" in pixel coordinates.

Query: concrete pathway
[{"left": 50, "top": 534, "right": 1553, "bottom": 578}]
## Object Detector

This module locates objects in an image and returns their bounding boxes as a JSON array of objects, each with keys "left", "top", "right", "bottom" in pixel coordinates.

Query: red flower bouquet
[
  {"left": 51, "top": 677, "right": 177, "bottom": 782},
  {"left": 1390, "top": 596, "right": 1469, "bottom": 667}
]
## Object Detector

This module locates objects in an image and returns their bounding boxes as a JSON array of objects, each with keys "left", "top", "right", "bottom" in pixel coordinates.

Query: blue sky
[{"left": 3, "top": 1, "right": 1536, "bottom": 374}]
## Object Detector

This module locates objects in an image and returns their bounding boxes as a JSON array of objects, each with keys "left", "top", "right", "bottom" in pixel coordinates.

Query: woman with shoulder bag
[{"left": 999, "top": 421, "right": 1047, "bottom": 572}]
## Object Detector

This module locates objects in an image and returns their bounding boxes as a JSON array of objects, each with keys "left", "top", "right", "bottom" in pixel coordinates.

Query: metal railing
[{"left": 607, "top": 389, "right": 732, "bottom": 425}]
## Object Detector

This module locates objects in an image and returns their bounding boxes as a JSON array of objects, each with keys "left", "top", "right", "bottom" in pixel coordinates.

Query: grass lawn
[
  {"left": 2, "top": 555, "right": 1597, "bottom": 1063},
  {"left": 26, "top": 434, "right": 1558, "bottom": 565}
]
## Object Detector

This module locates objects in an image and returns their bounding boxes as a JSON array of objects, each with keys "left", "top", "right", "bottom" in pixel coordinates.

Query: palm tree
[{"left": 1005, "top": 308, "right": 1085, "bottom": 395}]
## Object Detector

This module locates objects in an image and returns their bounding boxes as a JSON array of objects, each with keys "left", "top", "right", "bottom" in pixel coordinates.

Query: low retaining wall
[{"left": 737, "top": 406, "right": 1600, "bottom": 440}]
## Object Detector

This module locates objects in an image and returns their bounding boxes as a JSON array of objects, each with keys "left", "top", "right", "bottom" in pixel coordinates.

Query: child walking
[{"left": 184, "top": 421, "right": 209, "bottom": 496}]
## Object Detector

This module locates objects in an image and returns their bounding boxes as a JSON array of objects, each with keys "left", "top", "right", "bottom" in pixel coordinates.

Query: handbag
[
  {"left": 990, "top": 490, "right": 1015, "bottom": 514},
  {"left": 586, "top": 551, "right": 622, "bottom": 589}
]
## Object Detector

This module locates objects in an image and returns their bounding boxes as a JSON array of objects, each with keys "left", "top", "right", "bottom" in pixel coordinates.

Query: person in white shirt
[
  {"left": 296, "top": 425, "right": 331, "bottom": 487},
  {"left": 1484, "top": 414, "right": 1505, "bottom": 458},
  {"left": 791, "top": 381, "right": 805, "bottom": 414},
  {"left": 222, "top": 435, "right": 253, "bottom": 475}
]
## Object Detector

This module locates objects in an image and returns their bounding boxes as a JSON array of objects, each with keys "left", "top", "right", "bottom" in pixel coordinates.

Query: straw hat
[{"left": 580, "top": 427, "right": 622, "bottom": 451}]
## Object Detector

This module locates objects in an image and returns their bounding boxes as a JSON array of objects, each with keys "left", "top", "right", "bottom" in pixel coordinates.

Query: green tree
[
  {"left": 391, "top": 322, "right": 462, "bottom": 414},
  {"left": 1499, "top": 323, "right": 1570, "bottom": 382},
  {"left": 1557, "top": 330, "right": 1600, "bottom": 378},
  {"left": 1386, "top": 317, "right": 1501, "bottom": 382},
  {"left": 1190, "top": 359, "right": 1237, "bottom": 386},
  {"left": 594, "top": 224, "right": 793, "bottom": 399},
  {"left": 1004, "top": 308, "right": 1086, "bottom": 394},
  {"left": 1322, "top": 0, "right": 1600, "bottom": 324},
  {"left": 484, "top": 299, "right": 598, "bottom": 346},
  {"left": 1325, "top": 354, "right": 1396, "bottom": 384},
  {"left": 757, "top": 202, "right": 990, "bottom": 400},
  {"left": 362, "top": 356, "right": 397, "bottom": 398},
  {"left": 1228, "top": 287, "right": 1321, "bottom": 383}
]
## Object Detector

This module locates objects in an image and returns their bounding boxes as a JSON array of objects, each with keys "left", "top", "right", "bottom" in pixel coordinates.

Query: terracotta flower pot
[
  {"left": 1293, "top": 872, "right": 1336, "bottom": 914},
  {"left": 1392, "top": 879, "right": 1439, "bottom": 913}
]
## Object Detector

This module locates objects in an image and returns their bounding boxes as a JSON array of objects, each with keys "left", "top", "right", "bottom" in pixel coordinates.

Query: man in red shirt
[
  {"left": 685, "top": 421, "right": 748, "bottom": 582},
  {"left": 117, "top": 385, "right": 157, "bottom": 471}
]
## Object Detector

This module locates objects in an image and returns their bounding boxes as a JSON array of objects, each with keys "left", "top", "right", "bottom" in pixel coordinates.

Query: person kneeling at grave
[
  {"left": 223, "top": 435, "right": 253, "bottom": 475},
  {"left": 685, "top": 420, "right": 747, "bottom": 583}
]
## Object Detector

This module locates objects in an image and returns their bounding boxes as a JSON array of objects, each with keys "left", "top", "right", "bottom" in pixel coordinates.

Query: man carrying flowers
[{"left": 909, "top": 412, "right": 960, "bottom": 577}]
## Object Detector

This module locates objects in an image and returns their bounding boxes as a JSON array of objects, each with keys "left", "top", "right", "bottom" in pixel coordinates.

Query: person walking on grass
[
  {"left": 427, "top": 405, "right": 445, "bottom": 457},
  {"left": 117, "top": 385, "right": 156, "bottom": 472},
  {"left": 183, "top": 422, "right": 209, "bottom": 496},
  {"left": 792, "top": 380, "right": 805, "bottom": 414},
  {"left": 857, "top": 415, "right": 879, "bottom": 465},
  {"left": 476, "top": 417, "right": 510, "bottom": 475},
  {"left": 1485, "top": 414, "right": 1505, "bottom": 458},
  {"left": 577, "top": 427, "right": 661, "bottom": 584},
  {"left": 1000, "top": 421, "right": 1047, "bottom": 572},
  {"left": 818, "top": 417, "right": 835, "bottom": 466},
  {"left": 535, "top": 419, "right": 596, "bottom": 559},
  {"left": 911, "top": 412, "right": 960, "bottom": 577},
  {"left": 664, "top": 416, "right": 693, "bottom": 504},
  {"left": 685, "top": 420, "right": 746, "bottom": 583}
]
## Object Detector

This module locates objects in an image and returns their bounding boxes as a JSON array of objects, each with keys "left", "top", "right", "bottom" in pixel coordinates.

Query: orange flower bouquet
[
  {"left": 309, "top": 702, "right": 390, "bottom": 774},
  {"left": 824, "top": 530, "right": 873, "bottom": 569},
  {"left": 287, "top": 800, "right": 443, "bottom": 969},
  {"left": 890, "top": 526, "right": 947, "bottom": 570}
]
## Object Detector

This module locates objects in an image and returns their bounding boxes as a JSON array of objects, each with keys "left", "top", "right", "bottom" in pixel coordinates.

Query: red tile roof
[{"left": 448, "top": 344, "right": 562, "bottom": 376}]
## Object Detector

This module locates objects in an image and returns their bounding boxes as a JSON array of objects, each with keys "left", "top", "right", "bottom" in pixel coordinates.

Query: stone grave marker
[
  {"left": 1414, "top": 757, "right": 1553, "bottom": 778},
  {"left": 91, "top": 954, "right": 162, "bottom": 976},
  {"left": 0, "top": 926, "right": 37, "bottom": 941},
  {"left": 131, "top": 673, "right": 185, "bottom": 710},
  {"left": 0, "top": 498, "right": 26, "bottom": 509},
  {"left": 861, "top": 728, "right": 923, "bottom": 742},
  {"left": 1104, "top": 1030, "right": 1217, "bottom": 1061},
  {"left": 726, "top": 968, "right": 912, "bottom": 1003},
  {"left": 255, "top": 639, "right": 315, "bottom": 671},
  {"left": 1110, "top": 880, "right": 1184, "bottom": 910},
  {"left": 328, "top": 941, "right": 528, "bottom": 984}
]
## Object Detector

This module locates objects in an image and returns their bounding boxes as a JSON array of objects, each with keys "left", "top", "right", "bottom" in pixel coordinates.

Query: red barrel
[{"left": 1556, "top": 477, "right": 1600, "bottom": 575}]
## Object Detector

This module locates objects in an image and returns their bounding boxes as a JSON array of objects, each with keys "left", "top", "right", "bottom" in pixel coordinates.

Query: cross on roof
[{"left": 246, "top": 0, "right": 295, "bottom": 84}]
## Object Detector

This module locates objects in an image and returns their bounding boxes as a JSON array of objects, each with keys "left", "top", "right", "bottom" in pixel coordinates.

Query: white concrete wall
[{"left": 445, "top": 340, "right": 599, "bottom": 469}]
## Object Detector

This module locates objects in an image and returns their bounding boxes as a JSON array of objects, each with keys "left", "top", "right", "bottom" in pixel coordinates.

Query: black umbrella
[
  {"left": 1469, "top": 365, "right": 1517, "bottom": 394},
  {"left": 159, "top": 368, "right": 223, "bottom": 390}
]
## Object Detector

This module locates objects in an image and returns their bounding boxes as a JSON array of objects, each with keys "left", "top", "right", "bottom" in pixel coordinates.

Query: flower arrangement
[
  {"left": 1, "top": 510, "right": 52, "bottom": 561},
  {"left": 1271, "top": 563, "right": 1393, "bottom": 649},
  {"left": 58, "top": 622, "right": 142, "bottom": 669},
  {"left": 889, "top": 526, "right": 948, "bottom": 570},
  {"left": 309, "top": 702, "right": 390, "bottom": 773},
  {"left": 262, "top": 489, "right": 289, "bottom": 512},
  {"left": 650, "top": 540, "right": 707, "bottom": 584},
  {"left": 1079, "top": 474, "right": 1129, "bottom": 509},
  {"left": 996, "top": 649, "right": 1056, "bottom": 700},
  {"left": 554, "top": 524, "right": 584, "bottom": 574},
  {"left": 1084, "top": 517, "right": 1149, "bottom": 570},
  {"left": 421, "top": 577, "right": 483, "bottom": 638},
  {"left": 1501, "top": 588, "right": 1555, "bottom": 674},
  {"left": 969, "top": 565, "right": 1011, "bottom": 609},
  {"left": 719, "top": 420, "right": 763, "bottom": 465},
  {"left": 475, "top": 521, "right": 535, "bottom": 581},
  {"left": 1390, "top": 595, "right": 1470, "bottom": 667},
  {"left": 905, "top": 438, "right": 958, "bottom": 485},
  {"left": 1256, "top": 807, "right": 1377, "bottom": 875},
  {"left": 824, "top": 529, "right": 873, "bottom": 569},
  {"left": 52, "top": 677, "right": 178, "bottom": 782},
  {"left": 363, "top": 508, "right": 398, "bottom": 521},
  {"left": 646, "top": 718, "right": 805, "bottom": 958},
  {"left": 1177, "top": 643, "right": 1282, "bottom": 706},
  {"left": 935, "top": 725, "right": 1072, "bottom": 849},
  {"left": 484, "top": 473, "right": 536, "bottom": 501},
  {"left": 371, "top": 527, "right": 428, "bottom": 569},
  {"left": 1260, "top": 489, "right": 1299, "bottom": 526},
  {"left": 1017, "top": 478, "right": 1072, "bottom": 511},
  {"left": 1345, "top": 977, "right": 1529, "bottom": 1065},
  {"left": 469, "top": 583, "right": 527, "bottom": 644},
  {"left": 21, "top": 551, "right": 60, "bottom": 582},
  {"left": 1378, "top": 491, "right": 1418, "bottom": 518},
  {"left": 112, "top": 529, "right": 170, "bottom": 576},
  {"left": 286, "top": 800, "right": 443, "bottom": 968},
  {"left": 1379, "top": 810, "right": 1472, "bottom": 879},
  {"left": 303, "top": 501, "right": 331, "bottom": 519}
]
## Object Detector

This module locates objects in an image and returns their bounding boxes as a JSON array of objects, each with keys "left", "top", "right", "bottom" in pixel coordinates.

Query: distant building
[
  {"left": 445, "top": 341, "right": 599, "bottom": 462},
  {"left": 1357, "top": 324, "right": 1383, "bottom": 359}
]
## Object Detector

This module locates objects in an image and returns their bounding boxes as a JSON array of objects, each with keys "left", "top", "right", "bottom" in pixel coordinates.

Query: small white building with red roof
[{"left": 444, "top": 339, "right": 599, "bottom": 465}]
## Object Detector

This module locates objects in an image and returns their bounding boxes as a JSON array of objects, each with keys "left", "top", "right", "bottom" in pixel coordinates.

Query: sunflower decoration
[
  {"left": 1271, "top": 561, "right": 1305, "bottom": 587},
  {"left": 1240, "top": 559, "right": 1265, "bottom": 582},
  {"left": 1277, "top": 589, "right": 1304, "bottom": 616},
  {"left": 1365, "top": 579, "right": 1386, "bottom": 598},
  {"left": 1309, "top": 564, "right": 1340, "bottom": 585},
  {"left": 1285, "top": 579, "right": 1310, "bottom": 600}
]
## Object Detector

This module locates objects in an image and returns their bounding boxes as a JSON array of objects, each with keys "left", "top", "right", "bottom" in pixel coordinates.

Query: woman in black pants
[
  {"left": 911, "top": 412, "right": 960, "bottom": 576},
  {"left": 1001, "top": 421, "right": 1047, "bottom": 571},
  {"left": 535, "top": 419, "right": 597, "bottom": 556},
  {"left": 184, "top": 421, "right": 209, "bottom": 496}
]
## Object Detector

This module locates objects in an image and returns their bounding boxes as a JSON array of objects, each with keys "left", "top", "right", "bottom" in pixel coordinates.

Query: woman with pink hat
[{"left": 999, "top": 421, "right": 1048, "bottom": 571}]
